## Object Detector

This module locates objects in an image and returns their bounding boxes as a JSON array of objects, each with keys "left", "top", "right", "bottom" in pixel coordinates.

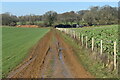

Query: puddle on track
[
  {"left": 58, "top": 47, "right": 73, "bottom": 77},
  {"left": 40, "top": 37, "right": 73, "bottom": 78}
]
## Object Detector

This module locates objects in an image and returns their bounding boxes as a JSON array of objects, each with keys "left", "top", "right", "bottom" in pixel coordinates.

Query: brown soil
[
  {"left": 16, "top": 25, "right": 39, "bottom": 28},
  {"left": 7, "top": 29, "right": 94, "bottom": 78}
]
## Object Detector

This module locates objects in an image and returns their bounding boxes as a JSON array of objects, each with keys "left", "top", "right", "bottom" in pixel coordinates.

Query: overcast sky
[{"left": 1, "top": 2, "right": 118, "bottom": 16}]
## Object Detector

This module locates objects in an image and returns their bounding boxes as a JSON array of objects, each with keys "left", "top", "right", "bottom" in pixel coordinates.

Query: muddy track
[{"left": 7, "top": 29, "right": 93, "bottom": 78}]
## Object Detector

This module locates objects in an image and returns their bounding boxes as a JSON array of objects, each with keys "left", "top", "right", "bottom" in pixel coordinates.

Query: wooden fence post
[
  {"left": 92, "top": 38, "right": 94, "bottom": 51},
  {"left": 71, "top": 30, "right": 73, "bottom": 37},
  {"left": 70, "top": 30, "right": 71, "bottom": 37},
  {"left": 81, "top": 34, "right": 83, "bottom": 46},
  {"left": 77, "top": 33, "right": 79, "bottom": 40},
  {"left": 66, "top": 29, "right": 67, "bottom": 34},
  {"left": 68, "top": 29, "right": 69, "bottom": 34},
  {"left": 68, "top": 29, "right": 69, "bottom": 35},
  {"left": 100, "top": 40, "right": 103, "bottom": 55},
  {"left": 72, "top": 30, "right": 74, "bottom": 38},
  {"left": 75, "top": 32, "right": 77, "bottom": 39},
  {"left": 79, "top": 33, "right": 80, "bottom": 41},
  {"left": 65, "top": 29, "right": 66, "bottom": 33},
  {"left": 86, "top": 36, "right": 88, "bottom": 48},
  {"left": 68, "top": 29, "right": 70, "bottom": 35},
  {"left": 74, "top": 31, "right": 76, "bottom": 38},
  {"left": 76, "top": 32, "right": 77, "bottom": 39},
  {"left": 114, "top": 41, "right": 117, "bottom": 70}
]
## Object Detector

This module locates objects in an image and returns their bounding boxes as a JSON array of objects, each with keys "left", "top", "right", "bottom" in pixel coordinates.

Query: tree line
[{"left": 1, "top": 5, "right": 118, "bottom": 27}]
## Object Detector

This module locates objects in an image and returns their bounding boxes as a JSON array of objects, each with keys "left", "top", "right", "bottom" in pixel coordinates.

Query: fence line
[
  {"left": 100, "top": 40, "right": 103, "bottom": 55},
  {"left": 114, "top": 41, "right": 117, "bottom": 70},
  {"left": 92, "top": 38, "right": 94, "bottom": 51},
  {"left": 86, "top": 36, "right": 88, "bottom": 48},
  {"left": 81, "top": 34, "right": 83, "bottom": 46},
  {"left": 56, "top": 28, "right": 118, "bottom": 71}
]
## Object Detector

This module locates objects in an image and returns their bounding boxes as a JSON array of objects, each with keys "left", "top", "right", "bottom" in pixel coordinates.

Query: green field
[
  {"left": 58, "top": 25, "right": 118, "bottom": 60},
  {"left": 57, "top": 25, "right": 118, "bottom": 78},
  {"left": 71, "top": 25, "right": 118, "bottom": 55},
  {"left": 2, "top": 27, "right": 50, "bottom": 77},
  {"left": 58, "top": 26, "right": 118, "bottom": 78}
]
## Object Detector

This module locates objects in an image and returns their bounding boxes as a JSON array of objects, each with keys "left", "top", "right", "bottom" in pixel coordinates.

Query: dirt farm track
[{"left": 6, "top": 29, "right": 93, "bottom": 78}]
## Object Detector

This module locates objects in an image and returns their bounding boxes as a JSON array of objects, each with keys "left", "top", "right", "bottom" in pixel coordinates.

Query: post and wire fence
[{"left": 56, "top": 28, "right": 118, "bottom": 71}]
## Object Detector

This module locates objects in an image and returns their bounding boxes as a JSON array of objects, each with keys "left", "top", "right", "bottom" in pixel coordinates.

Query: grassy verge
[
  {"left": 2, "top": 27, "right": 50, "bottom": 77},
  {"left": 57, "top": 30, "right": 118, "bottom": 78}
]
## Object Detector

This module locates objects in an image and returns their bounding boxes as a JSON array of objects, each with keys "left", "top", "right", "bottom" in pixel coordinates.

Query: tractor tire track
[{"left": 7, "top": 29, "right": 93, "bottom": 78}]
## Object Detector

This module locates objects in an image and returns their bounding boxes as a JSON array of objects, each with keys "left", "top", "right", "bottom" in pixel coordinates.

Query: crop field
[
  {"left": 59, "top": 25, "right": 119, "bottom": 58},
  {"left": 56, "top": 25, "right": 119, "bottom": 76},
  {"left": 72, "top": 25, "right": 118, "bottom": 55},
  {"left": 2, "top": 27, "right": 50, "bottom": 77}
]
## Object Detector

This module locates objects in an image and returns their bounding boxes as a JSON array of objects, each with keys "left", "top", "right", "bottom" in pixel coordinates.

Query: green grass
[
  {"left": 57, "top": 29, "right": 118, "bottom": 78},
  {"left": 2, "top": 27, "right": 50, "bottom": 77}
]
